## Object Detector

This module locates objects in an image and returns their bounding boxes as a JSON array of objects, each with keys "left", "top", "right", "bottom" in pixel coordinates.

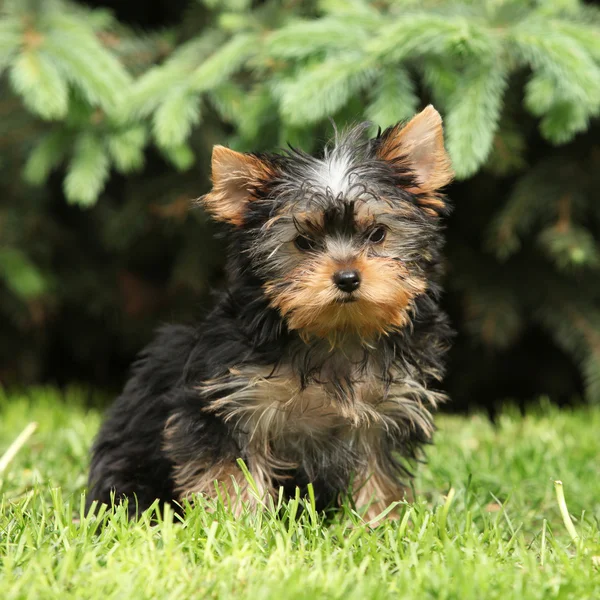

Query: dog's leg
[
  {"left": 352, "top": 463, "right": 409, "bottom": 522},
  {"left": 172, "top": 458, "right": 273, "bottom": 516}
]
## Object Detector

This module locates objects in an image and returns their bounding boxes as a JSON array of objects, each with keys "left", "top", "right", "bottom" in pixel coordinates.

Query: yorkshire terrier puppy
[{"left": 87, "top": 105, "right": 453, "bottom": 520}]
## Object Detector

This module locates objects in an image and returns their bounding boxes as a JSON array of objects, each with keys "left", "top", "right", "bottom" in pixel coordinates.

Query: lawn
[{"left": 0, "top": 388, "right": 599, "bottom": 599}]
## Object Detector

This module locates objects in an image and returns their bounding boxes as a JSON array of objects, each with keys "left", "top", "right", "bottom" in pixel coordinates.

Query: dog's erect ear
[
  {"left": 201, "top": 146, "right": 272, "bottom": 226},
  {"left": 376, "top": 105, "right": 453, "bottom": 193}
]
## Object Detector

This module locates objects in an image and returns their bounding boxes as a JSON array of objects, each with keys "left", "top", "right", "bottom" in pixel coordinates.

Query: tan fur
[
  {"left": 353, "top": 202, "right": 411, "bottom": 229},
  {"left": 352, "top": 463, "right": 410, "bottom": 522},
  {"left": 164, "top": 417, "right": 273, "bottom": 514},
  {"left": 264, "top": 253, "right": 427, "bottom": 339},
  {"left": 201, "top": 146, "right": 272, "bottom": 225},
  {"left": 377, "top": 105, "right": 453, "bottom": 197},
  {"left": 178, "top": 462, "right": 267, "bottom": 516},
  {"left": 266, "top": 201, "right": 416, "bottom": 231}
]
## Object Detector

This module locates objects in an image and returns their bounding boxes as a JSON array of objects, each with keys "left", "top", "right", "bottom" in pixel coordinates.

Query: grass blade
[{"left": 0, "top": 422, "right": 38, "bottom": 474}]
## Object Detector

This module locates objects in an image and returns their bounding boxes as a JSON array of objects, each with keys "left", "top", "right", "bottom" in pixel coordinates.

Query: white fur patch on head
[{"left": 316, "top": 153, "right": 353, "bottom": 197}]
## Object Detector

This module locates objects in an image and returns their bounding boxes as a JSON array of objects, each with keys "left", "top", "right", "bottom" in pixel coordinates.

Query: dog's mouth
[{"left": 335, "top": 295, "right": 358, "bottom": 304}]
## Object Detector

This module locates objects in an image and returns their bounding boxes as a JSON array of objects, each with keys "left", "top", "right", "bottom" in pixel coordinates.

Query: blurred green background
[{"left": 1, "top": 0, "right": 599, "bottom": 411}]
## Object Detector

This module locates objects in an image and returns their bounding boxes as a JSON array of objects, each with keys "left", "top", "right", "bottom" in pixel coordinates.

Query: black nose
[{"left": 333, "top": 270, "right": 361, "bottom": 293}]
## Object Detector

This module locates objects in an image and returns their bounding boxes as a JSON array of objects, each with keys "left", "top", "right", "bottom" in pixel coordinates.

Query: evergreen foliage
[{"left": 1, "top": 0, "right": 599, "bottom": 406}]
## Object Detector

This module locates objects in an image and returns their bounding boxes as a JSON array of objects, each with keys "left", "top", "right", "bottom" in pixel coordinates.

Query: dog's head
[{"left": 202, "top": 106, "right": 453, "bottom": 340}]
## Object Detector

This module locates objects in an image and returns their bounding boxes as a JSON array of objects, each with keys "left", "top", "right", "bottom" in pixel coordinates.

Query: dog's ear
[
  {"left": 376, "top": 105, "right": 453, "bottom": 193},
  {"left": 201, "top": 146, "right": 272, "bottom": 226}
]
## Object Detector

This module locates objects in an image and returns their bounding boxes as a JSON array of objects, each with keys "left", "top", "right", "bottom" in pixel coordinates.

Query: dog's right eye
[{"left": 294, "top": 235, "right": 316, "bottom": 251}]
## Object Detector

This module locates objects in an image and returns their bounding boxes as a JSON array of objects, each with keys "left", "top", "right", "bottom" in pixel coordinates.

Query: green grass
[{"left": 0, "top": 388, "right": 599, "bottom": 599}]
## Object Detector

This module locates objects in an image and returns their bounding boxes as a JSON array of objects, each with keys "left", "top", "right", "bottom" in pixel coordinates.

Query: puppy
[{"left": 87, "top": 106, "right": 453, "bottom": 520}]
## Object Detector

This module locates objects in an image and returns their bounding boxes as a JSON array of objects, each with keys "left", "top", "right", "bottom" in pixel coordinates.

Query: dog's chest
[
  {"left": 202, "top": 340, "right": 443, "bottom": 463},
  {"left": 204, "top": 362, "right": 387, "bottom": 442}
]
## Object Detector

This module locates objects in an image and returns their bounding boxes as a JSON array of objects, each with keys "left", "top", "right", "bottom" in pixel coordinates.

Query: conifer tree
[{"left": 1, "top": 0, "right": 599, "bottom": 405}]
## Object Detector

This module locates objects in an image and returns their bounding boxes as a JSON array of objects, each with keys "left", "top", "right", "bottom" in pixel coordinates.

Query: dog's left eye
[
  {"left": 367, "top": 226, "right": 386, "bottom": 244},
  {"left": 294, "top": 235, "right": 316, "bottom": 251}
]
